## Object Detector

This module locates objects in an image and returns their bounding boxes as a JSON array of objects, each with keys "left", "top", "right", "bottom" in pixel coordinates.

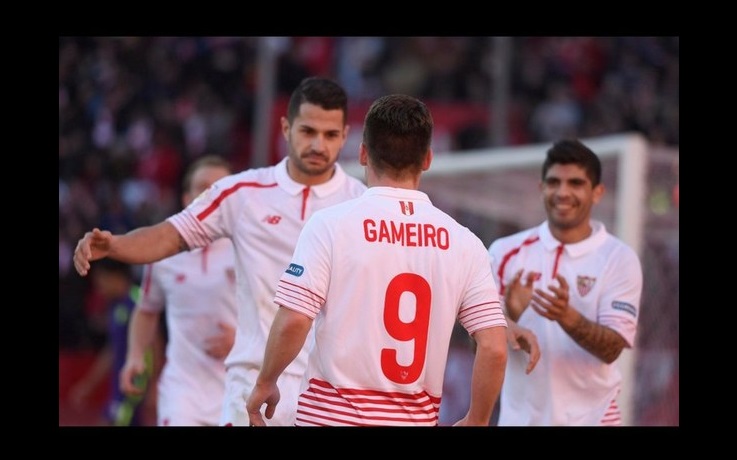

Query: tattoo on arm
[{"left": 562, "top": 314, "right": 628, "bottom": 364}]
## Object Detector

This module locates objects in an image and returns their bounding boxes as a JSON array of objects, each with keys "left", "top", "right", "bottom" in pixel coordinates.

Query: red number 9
[{"left": 381, "top": 273, "right": 431, "bottom": 384}]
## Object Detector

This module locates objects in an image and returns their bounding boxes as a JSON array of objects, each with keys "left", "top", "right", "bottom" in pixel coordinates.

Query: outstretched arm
[{"left": 74, "top": 222, "right": 186, "bottom": 276}]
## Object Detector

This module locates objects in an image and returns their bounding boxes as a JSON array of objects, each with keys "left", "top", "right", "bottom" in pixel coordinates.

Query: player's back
[
  {"left": 287, "top": 186, "right": 501, "bottom": 426},
  {"left": 328, "top": 187, "right": 486, "bottom": 300}
]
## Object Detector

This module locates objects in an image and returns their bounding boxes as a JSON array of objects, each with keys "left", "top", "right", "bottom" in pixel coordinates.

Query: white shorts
[
  {"left": 157, "top": 385, "right": 222, "bottom": 427},
  {"left": 219, "top": 365, "right": 302, "bottom": 426}
]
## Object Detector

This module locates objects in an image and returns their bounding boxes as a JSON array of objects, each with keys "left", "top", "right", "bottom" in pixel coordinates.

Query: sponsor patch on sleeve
[
  {"left": 285, "top": 263, "right": 304, "bottom": 277},
  {"left": 611, "top": 300, "right": 637, "bottom": 317}
]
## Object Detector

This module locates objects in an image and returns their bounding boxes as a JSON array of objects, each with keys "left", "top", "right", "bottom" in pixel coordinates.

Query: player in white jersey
[
  {"left": 246, "top": 94, "right": 510, "bottom": 427},
  {"left": 119, "top": 155, "right": 237, "bottom": 426},
  {"left": 73, "top": 77, "right": 367, "bottom": 426},
  {"left": 488, "top": 139, "right": 643, "bottom": 426}
]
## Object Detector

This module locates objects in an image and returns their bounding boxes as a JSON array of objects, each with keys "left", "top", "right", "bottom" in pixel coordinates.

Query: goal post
[{"left": 339, "top": 132, "right": 649, "bottom": 425}]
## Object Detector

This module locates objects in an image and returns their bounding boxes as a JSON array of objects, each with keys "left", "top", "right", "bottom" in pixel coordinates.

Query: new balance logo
[{"left": 263, "top": 215, "right": 282, "bottom": 224}]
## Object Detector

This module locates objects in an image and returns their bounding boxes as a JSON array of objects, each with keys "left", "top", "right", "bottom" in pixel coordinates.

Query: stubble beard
[{"left": 290, "top": 150, "right": 336, "bottom": 177}]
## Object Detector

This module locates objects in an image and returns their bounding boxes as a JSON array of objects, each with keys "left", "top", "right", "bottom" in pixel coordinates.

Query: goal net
[{"left": 340, "top": 132, "right": 653, "bottom": 425}]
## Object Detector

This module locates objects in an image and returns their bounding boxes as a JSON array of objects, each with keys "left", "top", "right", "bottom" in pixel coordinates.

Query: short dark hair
[
  {"left": 362, "top": 94, "right": 433, "bottom": 178},
  {"left": 543, "top": 139, "right": 602, "bottom": 187},
  {"left": 182, "top": 155, "right": 232, "bottom": 192},
  {"left": 286, "top": 77, "right": 348, "bottom": 125}
]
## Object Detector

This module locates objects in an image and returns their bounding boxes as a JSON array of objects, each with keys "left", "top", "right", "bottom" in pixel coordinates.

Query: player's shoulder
[
  {"left": 314, "top": 194, "right": 363, "bottom": 220},
  {"left": 334, "top": 163, "right": 367, "bottom": 192},
  {"left": 594, "top": 222, "right": 640, "bottom": 260},
  {"left": 418, "top": 207, "right": 488, "bottom": 252},
  {"left": 343, "top": 175, "right": 368, "bottom": 196},
  {"left": 488, "top": 225, "right": 539, "bottom": 252},
  {"left": 604, "top": 233, "right": 642, "bottom": 266},
  {"left": 442, "top": 212, "right": 484, "bottom": 241},
  {"left": 200, "top": 167, "right": 278, "bottom": 208},
  {"left": 222, "top": 165, "right": 276, "bottom": 186}
]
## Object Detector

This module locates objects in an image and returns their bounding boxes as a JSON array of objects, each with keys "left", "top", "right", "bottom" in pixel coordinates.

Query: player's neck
[
  {"left": 366, "top": 169, "right": 420, "bottom": 190},
  {"left": 549, "top": 222, "right": 592, "bottom": 245},
  {"left": 369, "top": 179, "right": 418, "bottom": 190},
  {"left": 286, "top": 161, "right": 336, "bottom": 186}
]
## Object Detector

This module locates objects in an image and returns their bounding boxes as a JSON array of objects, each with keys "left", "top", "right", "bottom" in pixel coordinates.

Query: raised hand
[
  {"left": 504, "top": 269, "right": 538, "bottom": 322},
  {"left": 530, "top": 273, "right": 574, "bottom": 323}
]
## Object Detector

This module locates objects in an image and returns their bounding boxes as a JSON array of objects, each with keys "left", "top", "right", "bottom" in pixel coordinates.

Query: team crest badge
[
  {"left": 226, "top": 267, "right": 236, "bottom": 285},
  {"left": 399, "top": 200, "right": 414, "bottom": 216},
  {"left": 577, "top": 275, "right": 596, "bottom": 297}
]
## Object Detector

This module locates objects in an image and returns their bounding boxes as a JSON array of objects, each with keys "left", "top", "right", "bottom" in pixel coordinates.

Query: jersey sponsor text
[
  {"left": 611, "top": 300, "right": 637, "bottom": 317},
  {"left": 286, "top": 263, "right": 305, "bottom": 277}
]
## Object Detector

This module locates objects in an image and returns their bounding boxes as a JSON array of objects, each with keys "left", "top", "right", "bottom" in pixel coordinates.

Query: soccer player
[
  {"left": 246, "top": 94, "right": 509, "bottom": 427},
  {"left": 73, "top": 77, "right": 367, "bottom": 426},
  {"left": 119, "top": 155, "right": 237, "bottom": 426},
  {"left": 488, "top": 138, "right": 643, "bottom": 426}
]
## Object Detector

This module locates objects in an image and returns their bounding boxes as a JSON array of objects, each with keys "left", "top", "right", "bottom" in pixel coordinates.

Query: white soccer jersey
[
  {"left": 275, "top": 187, "right": 507, "bottom": 426},
  {"left": 137, "top": 237, "right": 237, "bottom": 426},
  {"left": 488, "top": 220, "right": 643, "bottom": 426},
  {"left": 167, "top": 158, "right": 366, "bottom": 381}
]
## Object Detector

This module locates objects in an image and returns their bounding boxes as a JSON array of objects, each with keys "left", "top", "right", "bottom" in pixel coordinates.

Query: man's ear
[
  {"left": 592, "top": 183, "right": 605, "bottom": 204},
  {"left": 280, "top": 116, "right": 290, "bottom": 141},
  {"left": 359, "top": 142, "right": 368, "bottom": 166},
  {"left": 422, "top": 149, "right": 433, "bottom": 171}
]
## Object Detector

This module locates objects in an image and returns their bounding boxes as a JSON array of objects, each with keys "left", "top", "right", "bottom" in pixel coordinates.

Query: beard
[
  {"left": 547, "top": 203, "right": 589, "bottom": 231},
  {"left": 289, "top": 149, "right": 336, "bottom": 177}
]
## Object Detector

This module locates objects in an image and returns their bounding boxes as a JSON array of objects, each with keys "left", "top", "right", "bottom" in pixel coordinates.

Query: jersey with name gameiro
[
  {"left": 275, "top": 186, "right": 507, "bottom": 426},
  {"left": 167, "top": 158, "right": 366, "bottom": 377},
  {"left": 488, "top": 220, "right": 642, "bottom": 426},
  {"left": 137, "top": 236, "right": 237, "bottom": 425}
]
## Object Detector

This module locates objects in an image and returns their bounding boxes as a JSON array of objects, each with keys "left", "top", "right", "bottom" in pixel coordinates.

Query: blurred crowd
[{"left": 59, "top": 36, "right": 679, "bottom": 350}]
